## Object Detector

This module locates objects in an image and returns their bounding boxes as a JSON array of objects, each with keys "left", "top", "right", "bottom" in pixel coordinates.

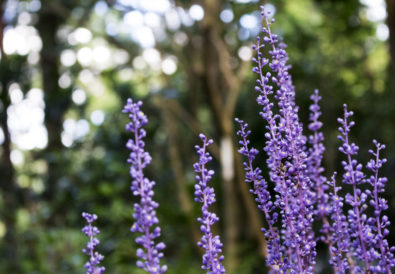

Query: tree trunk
[
  {"left": 0, "top": 7, "right": 21, "bottom": 272},
  {"left": 37, "top": 7, "right": 71, "bottom": 225},
  {"left": 219, "top": 131, "right": 240, "bottom": 270},
  {"left": 0, "top": 82, "right": 20, "bottom": 273},
  {"left": 155, "top": 97, "right": 202, "bottom": 253},
  {"left": 387, "top": 0, "right": 395, "bottom": 91}
]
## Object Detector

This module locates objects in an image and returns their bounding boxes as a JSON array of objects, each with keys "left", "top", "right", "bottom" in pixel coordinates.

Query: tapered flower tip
[
  {"left": 199, "top": 133, "right": 206, "bottom": 141},
  {"left": 82, "top": 212, "right": 98, "bottom": 223}
]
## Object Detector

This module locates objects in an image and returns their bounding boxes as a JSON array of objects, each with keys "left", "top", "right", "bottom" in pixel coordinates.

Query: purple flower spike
[
  {"left": 327, "top": 174, "right": 351, "bottom": 273},
  {"left": 124, "top": 98, "right": 167, "bottom": 273},
  {"left": 193, "top": 134, "right": 225, "bottom": 273},
  {"left": 252, "top": 6, "right": 317, "bottom": 272},
  {"left": 82, "top": 212, "right": 105, "bottom": 274},
  {"left": 366, "top": 140, "right": 395, "bottom": 273},
  {"left": 307, "top": 90, "right": 327, "bottom": 217},
  {"left": 307, "top": 90, "right": 335, "bottom": 258},
  {"left": 235, "top": 118, "right": 284, "bottom": 271},
  {"left": 338, "top": 104, "right": 370, "bottom": 272}
]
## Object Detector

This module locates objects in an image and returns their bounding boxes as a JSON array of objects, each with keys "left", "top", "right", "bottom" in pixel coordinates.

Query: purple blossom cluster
[
  {"left": 366, "top": 140, "right": 395, "bottom": 272},
  {"left": 193, "top": 134, "right": 225, "bottom": 273},
  {"left": 337, "top": 106, "right": 395, "bottom": 272},
  {"left": 82, "top": 212, "right": 105, "bottom": 274},
  {"left": 123, "top": 98, "right": 167, "bottom": 273},
  {"left": 233, "top": 5, "right": 395, "bottom": 273},
  {"left": 246, "top": 6, "right": 317, "bottom": 272}
]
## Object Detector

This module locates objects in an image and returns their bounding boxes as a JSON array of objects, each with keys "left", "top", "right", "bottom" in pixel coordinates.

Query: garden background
[{"left": 1, "top": 0, "right": 395, "bottom": 273}]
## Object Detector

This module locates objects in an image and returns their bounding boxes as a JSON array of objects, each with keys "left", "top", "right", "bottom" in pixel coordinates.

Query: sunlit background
[{"left": 0, "top": 0, "right": 389, "bottom": 153}]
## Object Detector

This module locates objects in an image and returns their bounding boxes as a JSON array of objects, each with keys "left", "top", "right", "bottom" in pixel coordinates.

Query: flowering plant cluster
[
  {"left": 80, "top": 5, "right": 395, "bottom": 274},
  {"left": 233, "top": 6, "right": 395, "bottom": 273}
]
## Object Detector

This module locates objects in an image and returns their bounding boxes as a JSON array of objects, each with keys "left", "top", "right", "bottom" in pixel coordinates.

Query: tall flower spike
[
  {"left": 124, "top": 98, "right": 167, "bottom": 273},
  {"left": 82, "top": 212, "right": 105, "bottom": 274},
  {"left": 307, "top": 90, "right": 335, "bottom": 256},
  {"left": 193, "top": 134, "right": 225, "bottom": 273},
  {"left": 337, "top": 104, "right": 370, "bottom": 272},
  {"left": 307, "top": 90, "right": 327, "bottom": 217},
  {"left": 252, "top": 6, "right": 316, "bottom": 271},
  {"left": 327, "top": 174, "right": 351, "bottom": 273},
  {"left": 235, "top": 118, "right": 284, "bottom": 271},
  {"left": 366, "top": 140, "right": 395, "bottom": 273}
]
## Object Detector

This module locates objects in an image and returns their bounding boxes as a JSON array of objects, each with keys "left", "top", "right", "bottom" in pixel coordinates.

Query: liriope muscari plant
[
  {"left": 233, "top": 6, "right": 395, "bottom": 273},
  {"left": 81, "top": 212, "right": 105, "bottom": 274},
  {"left": 123, "top": 99, "right": 167, "bottom": 273},
  {"left": 80, "top": 5, "right": 395, "bottom": 274},
  {"left": 193, "top": 134, "right": 225, "bottom": 273}
]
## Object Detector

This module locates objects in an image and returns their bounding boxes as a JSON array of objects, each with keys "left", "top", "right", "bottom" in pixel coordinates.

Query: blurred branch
[
  {"left": 40, "top": 1, "right": 70, "bottom": 20},
  {"left": 40, "top": 0, "right": 96, "bottom": 30},
  {"left": 233, "top": 144, "right": 268, "bottom": 260},
  {"left": 153, "top": 96, "right": 202, "bottom": 255},
  {"left": 211, "top": 32, "right": 250, "bottom": 118},
  {"left": 105, "top": 36, "right": 138, "bottom": 60},
  {"left": 202, "top": 0, "right": 227, "bottom": 134},
  {"left": 387, "top": 0, "right": 395, "bottom": 84},
  {"left": 76, "top": 0, "right": 98, "bottom": 26},
  {"left": 210, "top": 31, "right": 237, "bottom": 93},
  {"left": 225, "top": 59, "right": 250, "bottom": 117},
  {"left": 164, "top": 98, "right": 220, "bottom": 159}
]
